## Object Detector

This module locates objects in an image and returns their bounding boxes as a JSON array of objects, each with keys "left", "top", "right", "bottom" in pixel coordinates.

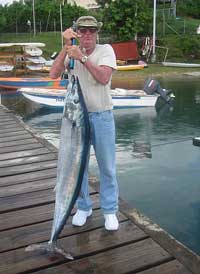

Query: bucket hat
[{"left": 75, "top": 16, "right": 103, "bottom": 31}]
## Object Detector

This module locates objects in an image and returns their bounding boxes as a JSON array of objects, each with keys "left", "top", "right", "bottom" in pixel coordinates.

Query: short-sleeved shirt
[{"left": 69, "top": 44, "right": 117, "bottom": 112}]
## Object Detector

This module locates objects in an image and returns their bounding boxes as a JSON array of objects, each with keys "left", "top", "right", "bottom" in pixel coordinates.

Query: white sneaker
[
  {"left": 104, "top": 214, "right": 119, "bottom": 231},
  {"left": 72, "top": 209, "right": 92, "bottom": 226}
]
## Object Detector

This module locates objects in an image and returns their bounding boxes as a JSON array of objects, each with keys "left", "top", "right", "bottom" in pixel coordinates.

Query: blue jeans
[{"left": 77, "top": 110, "right": 119, "bottom": 214}]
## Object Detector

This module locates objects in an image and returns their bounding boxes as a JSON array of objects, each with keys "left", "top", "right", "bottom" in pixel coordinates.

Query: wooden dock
[{"left": 0, "top": 104, "right": 199, "bottom": 274}]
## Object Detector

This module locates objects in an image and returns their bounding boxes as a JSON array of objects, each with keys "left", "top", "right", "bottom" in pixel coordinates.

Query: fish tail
[{"left": 25, "top": 241, "right": 74, "bottom": 260}]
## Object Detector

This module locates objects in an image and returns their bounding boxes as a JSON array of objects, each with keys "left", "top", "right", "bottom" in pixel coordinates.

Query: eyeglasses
[{"left": 78, "top": 27, "right": 97, "bottom": 34}]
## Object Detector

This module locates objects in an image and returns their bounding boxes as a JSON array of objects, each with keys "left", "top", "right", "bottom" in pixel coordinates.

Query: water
[{"left": 1, "top": 76, "right": 200, "bottom": 254}]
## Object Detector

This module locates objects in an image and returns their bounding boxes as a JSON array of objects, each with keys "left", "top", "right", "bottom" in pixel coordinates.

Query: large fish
[{"left": 26, "top": 75, "right": 90, "bottom": 259}]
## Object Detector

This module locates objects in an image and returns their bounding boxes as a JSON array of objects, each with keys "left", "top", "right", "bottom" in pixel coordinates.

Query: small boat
[
  {"left": 24, "top": 45, "right": 43, "bottom": 57},
  {"left": 18, "top": 87, "right": 158, "bottom": 109},
  {"left": 0, "top": 77, "right": 68, "bottom": 89},
  {"left": 116, "top": 64, "right": 144, "bottom": 71},
  {"left": 26, "top": 56, "right": 46, "bottom": 64},
  {"left": 0, "top": 63, "right": 14, "bottom": 72},
  {"left": 162, "top": 62, "right": 200, "bottom": 68},
  {"left": 0, "top": 42, "right": 47, "bottom": 75}
]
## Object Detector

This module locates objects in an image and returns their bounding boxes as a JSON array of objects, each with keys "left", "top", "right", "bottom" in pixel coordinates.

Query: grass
[
  {"left": 0, "top": 32, "right": 63, "bottom": 57},
  {"left": 114, "top": 64, "right": 200, "bottom": 79}
]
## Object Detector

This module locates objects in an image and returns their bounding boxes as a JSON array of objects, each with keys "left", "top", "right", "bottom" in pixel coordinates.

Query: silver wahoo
[{"left": 26, "top": 76, "right": 90, "bottom": 259}]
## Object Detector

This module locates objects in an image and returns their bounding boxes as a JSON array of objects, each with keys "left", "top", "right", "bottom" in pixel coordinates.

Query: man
[{"left": 50, "top": 16, "right": 119, "bottom": 230}]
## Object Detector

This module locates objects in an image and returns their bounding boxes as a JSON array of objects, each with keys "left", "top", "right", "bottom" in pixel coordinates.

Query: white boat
[
  {"left": 0, "top": 42, "right": 45, "bottom": 48},
  {"left": 26, "top": 56, "right": 46, "bottom": 64},
  {"left": 162, "top": 62, "right": 200, "bottom": 68},
  {"left": 0, "top": 63, "right": 14, "bottom": 72},
  {"left": 18, "top": 87, "right": 158, "bottom": 109},
  {"left": 24, "top": 45, "right": 43, "bottom": 56},
  {"left": 0, "top": 42, "right": 46, "bottom": 74}
]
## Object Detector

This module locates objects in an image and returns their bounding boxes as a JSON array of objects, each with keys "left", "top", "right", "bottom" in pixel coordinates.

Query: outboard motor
[
  {"left": 143, "top": 78, "right": 175, "bottom": 112},
  {"left": 144, "top": 78, "right": 172, "bottom": 103}
]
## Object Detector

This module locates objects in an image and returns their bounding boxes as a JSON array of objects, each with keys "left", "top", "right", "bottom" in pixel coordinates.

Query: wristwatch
[{"left": 81, "top": 55, "right": 88, "bottom": 64}]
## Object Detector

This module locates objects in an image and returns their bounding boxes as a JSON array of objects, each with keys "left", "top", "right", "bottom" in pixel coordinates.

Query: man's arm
[
  {"left": 84, "top": 61, "right": 113, "bottom": 85},
  {"left": 49, "top": 45, "right": 68, "bottom": 79}
]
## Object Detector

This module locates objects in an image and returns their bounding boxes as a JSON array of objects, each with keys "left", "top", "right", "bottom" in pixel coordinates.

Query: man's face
[{"left": 77, "top": 27, "right": 98, "bottom": 50}]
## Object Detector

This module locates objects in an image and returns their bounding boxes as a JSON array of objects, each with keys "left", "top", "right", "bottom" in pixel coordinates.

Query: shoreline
[{"left": 112, "top": 64, "right": 200, "bottom": 89}]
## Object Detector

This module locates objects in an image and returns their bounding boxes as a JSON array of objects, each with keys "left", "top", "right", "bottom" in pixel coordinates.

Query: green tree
[
  {"left": 102, "top": 0, "right": 151, "bottom": 41},
  {"left": 0, "top": 7, "right": 7, "bottom": 33},
  {"left": 96, "top": 0, "right": 112, "bottom": 8},
  {"left": 177, "top": 0, "right": 200, "bottom": 19}
]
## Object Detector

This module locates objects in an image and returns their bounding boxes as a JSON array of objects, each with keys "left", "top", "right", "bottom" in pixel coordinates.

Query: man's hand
[
  {"left": 62, "top": 28, "right": 80, "bottom": 45},
  {"left": 66, "top": 45, "right": 83, "bottom": 61}
]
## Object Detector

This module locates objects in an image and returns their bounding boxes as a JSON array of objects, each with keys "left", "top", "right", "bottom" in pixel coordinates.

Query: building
[{"left": 67, "top": 0, "right": 99, "bottom": 9}]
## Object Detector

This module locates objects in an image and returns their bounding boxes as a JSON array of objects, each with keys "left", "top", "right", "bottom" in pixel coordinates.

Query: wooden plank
[
  {"left": 0, "top": 203, "right": 54, "bottom": 231},
  {"left": 0, "top": 147, "right": 50, "bottom": 161},
  {"left": 0, "top": 189, "right": 54, "bottom": 212},
  {"left": 0, "top": 153, "right": 57, "bottom": 168},
  {"left": 0, "top": 130, "right": 28, "bottom": 138},
  {"left": 0, "top": 123, "right": 22, "bottom": 129},
  {"left": 0, "top": 168, "right": 57, "bottom": 187},
  {"left": 0, "top": 110, "right": 12, "bottom": 115},
  {"left": 0, "top": 238, "right": 172, "bottom": 274},
  {"left": 138, "top": 260, "right": 192, "bottom": 274},
  {"left": 0, "top": 127, "right": 25, "bottom": 135},
  {"left": 0, "top": 118, "right": 17, "bottom": 123},
  {"left": 32, "top": 257, "right": 188, "bottom": 274},
  {"left": 120, "top": 200, "right": 200, "bottom": 274},
  {"left": 0, "top": 159, "right": 57, "bottom": 177},
  {"left": 0, "top": 193, "right": 98, "bottom": 231},
  {"left": 0, "top": 133, "right": 33, "bottom": 143},
  {"left": 0, "top": 185, "right": 97, "bottom": 212},
  {"left": 0, "top": 138, "right": 40, "bottom": 149},
  {"left": 0, "top": 209, "right": 128, "bottom": 253},
  {"left": 0, "top": 177, "right": 56, "bottom": 198},
  {"left": 0, "top": 120, "right": 18, "bottom": 126},
  {"left": 0, "top": 142, "right": 46, "bottom": 155}
]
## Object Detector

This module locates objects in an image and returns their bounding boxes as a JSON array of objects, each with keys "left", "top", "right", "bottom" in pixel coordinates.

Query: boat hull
[
  {"left": 0, "top": 77, "right": 67, "bottom": 89},
  {"left": 20, "top": 88, "right": 157, "bottom": 109},
  {"left": 162, "top": 62, "right": 200, "bottom": 68}
]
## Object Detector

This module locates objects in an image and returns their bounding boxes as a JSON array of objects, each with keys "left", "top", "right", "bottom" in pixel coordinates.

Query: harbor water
[{"left": 1, "top": 75, "right": 200, "bottom": 255}]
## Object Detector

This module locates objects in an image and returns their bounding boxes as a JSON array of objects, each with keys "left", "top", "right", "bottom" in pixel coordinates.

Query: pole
[
  {"left": 134, "top": 3, "right": 138, "bottom": 41},
  {"left": 163, "top": 9, "right": 165, "bottom": 36},
  {"left": 60, "top": 3, "right": 63, "bottom": 48},
  {"left": 32, "top": 0, "right": 36, "bottom": 36},
  {"left": 152, "top": 0, "right": 156, "bottom": 62}
]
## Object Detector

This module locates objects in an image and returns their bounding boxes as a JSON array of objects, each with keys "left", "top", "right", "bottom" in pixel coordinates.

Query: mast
[{"left": 152, "top": 0, "right": 157, "bottom": 62}]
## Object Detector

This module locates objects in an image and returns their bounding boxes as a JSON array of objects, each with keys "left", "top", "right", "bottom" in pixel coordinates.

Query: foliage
[
  {"left": 178, "top": 35, "right": 200, "bottom": 59},
  {"left": 0, "top": 0, "right": 88, "bottom": 33},
  {"left": 96, "top": 0, "right": 112, "bottom": 8},
  {"left": 158, "top": 34, "right": 200, "bottom": 61},
  {"left": 102, "top": 0, "right": 151, "bottom": 41},
  {"left": 177, "top": 0, "right": 200, "bottom": 19}
]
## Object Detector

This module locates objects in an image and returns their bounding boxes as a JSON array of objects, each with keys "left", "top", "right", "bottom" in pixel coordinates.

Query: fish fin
[{"left": 25, "top": 242, "right": 73, "bottom": 260}]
